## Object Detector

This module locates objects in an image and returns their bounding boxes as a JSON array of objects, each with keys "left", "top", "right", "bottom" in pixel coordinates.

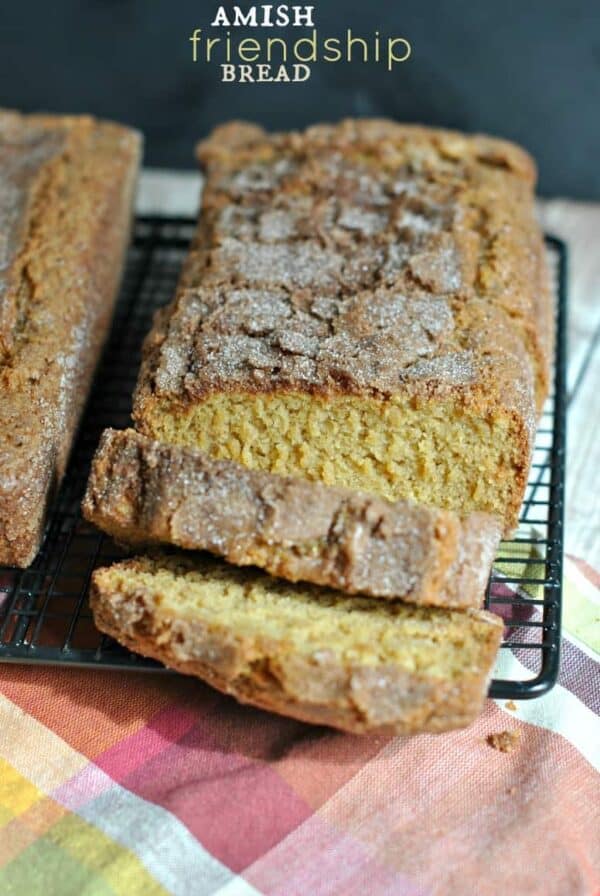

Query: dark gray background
[{"left": 2, "top": 1, "right": 599, "bottom": 196}]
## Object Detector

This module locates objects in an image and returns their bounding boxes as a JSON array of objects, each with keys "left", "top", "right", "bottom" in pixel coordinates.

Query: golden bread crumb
[{"left": 487, "top": 730, "right": 521, "bottom": 753}]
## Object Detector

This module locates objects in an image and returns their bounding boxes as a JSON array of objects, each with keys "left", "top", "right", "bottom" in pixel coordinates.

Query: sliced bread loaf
[{"left": 132, "top": 120, "right": 552, "bottom": 533}]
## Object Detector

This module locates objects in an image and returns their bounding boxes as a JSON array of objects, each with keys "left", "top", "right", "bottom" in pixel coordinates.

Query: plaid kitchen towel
[{"left": 0, "top": 552, "right": 598, "bottom": 896}]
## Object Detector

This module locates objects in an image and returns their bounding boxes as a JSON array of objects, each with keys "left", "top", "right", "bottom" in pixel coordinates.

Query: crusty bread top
[
  {"left": 82, "top": 428, "right": 502, "bottom": 608},
  {"left": 133, "top": 118, "right": 550, "bottom": 435},
  {"left": 196, "top": 119, "right": 538, "bottom": 182}
]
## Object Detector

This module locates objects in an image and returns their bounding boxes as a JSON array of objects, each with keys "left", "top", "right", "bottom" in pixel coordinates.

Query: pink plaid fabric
[{"left": 0, "top": 553, "right": 598, "bottom": 895}]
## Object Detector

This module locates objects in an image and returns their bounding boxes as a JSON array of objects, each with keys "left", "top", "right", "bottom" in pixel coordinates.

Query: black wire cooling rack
[{"left": 0, "top": 217, "right": 567, "bottom": 699}]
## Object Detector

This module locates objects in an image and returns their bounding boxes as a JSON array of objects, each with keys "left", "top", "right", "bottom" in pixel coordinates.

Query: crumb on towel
[{"left": 487, "top": 730, "right": 521, "bottom": 753}]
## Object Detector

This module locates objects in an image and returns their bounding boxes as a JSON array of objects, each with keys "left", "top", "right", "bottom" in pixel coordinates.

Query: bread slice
[
  {"left": 0, "top": 109, "right": 141, "bottom": 566},
  {"left": 83, "top": 428, "right": 501, "bottom": 609},
  {"left": 132, "top": 120, "right": 551, "bottom": 534},
  {"left": 90, "top": 552, "right": 503, "bottom": 735}
]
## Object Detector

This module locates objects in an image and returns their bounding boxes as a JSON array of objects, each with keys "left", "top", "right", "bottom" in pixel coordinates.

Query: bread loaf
[
  {"left": 133, "top": 119, "right": 551, "bottom": 533},
  {"left": 0, "top": 109, "right": 141, "bottom": 566}
]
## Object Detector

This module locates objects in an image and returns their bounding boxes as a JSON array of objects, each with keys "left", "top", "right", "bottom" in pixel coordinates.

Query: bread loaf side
[
  {"left": 83, "top": 427, "right": 502, "bottom": 608},
  {"left": 0, "top": 110, "right": 141, "bottom": 566}
]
